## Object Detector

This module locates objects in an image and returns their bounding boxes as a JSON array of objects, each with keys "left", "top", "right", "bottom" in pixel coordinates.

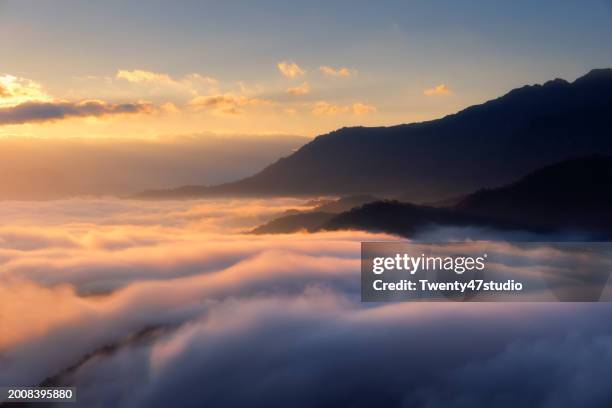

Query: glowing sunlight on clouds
[
  {"left": 117, "top": 70, "right": 175, "bottom": 84},
  {"left": 312, "top": 101, "right": 376, "bottom": 116},
  {"left": 0, "top": 65, "right": 388, "bottom": 137},
  {"left": 1, "top": 197, "right": 611, "bottom": 407},
  {"left": 312, "top": 101, "right": 349, "bottom": 115},
  {"left": 277, "top": 61, "right": 306, "bottom": 78},
  {"left": 287, "top": 82, "right": 310, "bottom": 95},
  {"left": 352, "top": 102, "right": 377, "bottom": 115},
  {"left": 319, "top": 66, "right": 356, "bottom": 78},
  {"left": 423, "top": 84, "right": 451, "bottom": 96},
  {"left": 188, "top": 94, "right": 273, "bottom": 115},
  {"left": 0, "top": 74, "right": 52, "bottom": 107},
  {"left": 116, "top": 69, "right": 218, "bottom": 90}
]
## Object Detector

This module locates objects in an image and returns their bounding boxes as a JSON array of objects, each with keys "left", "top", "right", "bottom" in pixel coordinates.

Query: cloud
[
  {"left": 2, "top": 197, "right": 612, "bottom": 408},
  {"left": 117, "top": 70, "right": 218, "bottom": 88},
  {"left": 287, "top": 82, "right": 310, "bottom": 95},
  {"left": 352, "top": 102, "right": 376, "bottom": 115},
  {"left": 319, "top": 66, "right": 356, "bottom": 78},
  {"left": 0, "top": 197, "right": 385, "bottom": 385},
  {"left": 312, "top": 101, "right": 376, "bottom": 116},
  {"left": 114, "top": 299, "right": 612, "bottom": 408},
  {"left": 188, "top": 94, "right": 272, "bottom": 115},
  {"left": 0, "top": 99, "right": 154, "bottom": 125},
  {"left": 116, "top": 70, "right": 175, "bottom": 84},
  {"left": 0, "top": 74, "right": 52, "bottom": 107},
  {"left": 312, "top": 101, "right": 349, "bottom": 116},
  {"left": 277, "top": 61, "right": 305, "bottom": 78},
  {"left": 424, "top": 84, "right": 451, "bottom": 96},
  {"left": 160, "top": 102, "right": 180, "bottom": 113},
  {"left": 184, "top": 73, "right": 219, "bottom": 87},
  {"left": 115, "top": 70, "right": 220, "bottom": 101},
  {"left": 0, "top": 83, "right": 10, "bottom": 98}
]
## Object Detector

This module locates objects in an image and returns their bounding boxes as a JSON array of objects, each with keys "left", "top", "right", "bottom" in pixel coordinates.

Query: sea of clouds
[{"left": 1, "top": 198, "right": 612, "bottom": 408}]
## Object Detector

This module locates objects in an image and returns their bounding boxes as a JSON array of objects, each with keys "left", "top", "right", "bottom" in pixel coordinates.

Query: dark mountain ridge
[
  {"left": 321, "top": 155, "right": 612, "bottom": 239},
  {"left": 141, "top": 69, "right": 612, "bottom": 202},
  {"left": 252, "top": 155, "right": 612, "bottom": 239},
  {"left": 322, "top": 200, "right": 540, "bottom": 237},
  {"left": 251, "top": 195, "right": 380, "bottom": 234},
  {"left": 454, "top": 155, "right": 612, "bottom": 231}
]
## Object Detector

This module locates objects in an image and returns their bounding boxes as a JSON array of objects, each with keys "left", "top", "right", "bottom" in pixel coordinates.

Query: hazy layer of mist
[{"left": 0, "top": 134, "right": 306, "bottom": 199}]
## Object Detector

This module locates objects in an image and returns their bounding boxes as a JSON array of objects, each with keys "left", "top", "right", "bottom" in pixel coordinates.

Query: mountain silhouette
[
  {"left": 253, "top": 156, "right": 612, "bottom": 239},
  {"left": 321, "top": 155, "right": 612, "bottom": 238},
  {"left": 454, "top": 155, "right": 612, "bottom": 232},
  {"left": 141, "top": 69, "right": 612, "bottom": 202},
  {"left": 252, "top": 212, "right": 335, "bottom": 234},
  {"left": 251, "top": 195, "right": 379, "bottom": 234},
  {"left": 323, "top": 200, "right": 534, "bottom": 237}
]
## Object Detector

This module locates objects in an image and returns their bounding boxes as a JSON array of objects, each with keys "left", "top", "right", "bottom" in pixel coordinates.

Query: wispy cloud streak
[{"left": 0, "top": 100, "right": 154, "bottom": 125}]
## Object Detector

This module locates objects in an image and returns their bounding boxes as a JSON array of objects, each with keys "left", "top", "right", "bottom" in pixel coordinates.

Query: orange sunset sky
[{"left": 2, "top": 1, "right": 611, "bottom": 141}]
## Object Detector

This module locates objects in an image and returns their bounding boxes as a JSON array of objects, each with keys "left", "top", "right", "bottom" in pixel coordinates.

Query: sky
[{"left": 1, "top": 0, "right": 611, "bottom": 140}]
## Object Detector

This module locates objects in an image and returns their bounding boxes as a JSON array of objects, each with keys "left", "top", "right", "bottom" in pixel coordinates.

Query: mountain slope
[
  {"left": 142, "top": 69, "right": 612, "bottom": 201},
  {"left": 251, "top": 212, "right": 335, "bottom": 234},
  {"left": 322, "top": 200, "right": 534, "bottom": 237},
  {"left": 249, "top": 156, "right": 612, "bottom": 238},
  {"left": 251, "top": 195, "right": 380, "bottom": 234},
  {"left": 454, "top": 155, "right": 612, "bottom": 231},
  {"left": 319, "top": 155, "right": 612, "bottom": 238}
]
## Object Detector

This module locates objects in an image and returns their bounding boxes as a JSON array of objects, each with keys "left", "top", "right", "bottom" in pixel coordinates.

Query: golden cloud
[
  {"left": 277, "top": 61, "right": 305, "bottom": 78},
  {"left": 352, "top": 102, "right": 377, "bottom": 115},
  {"left": 287, "top": 82, "right": 310, "bottom": 95},
  {"left": 161, "top": 102, "right": 181, "bottom": 113},
  {"left": 0, "top": 74, "right": 52, "bottom": 107},
  {"left": 116, "top": 69, "right": 175, "bottom": 84},
  {"left": 312, "top": 101, "right": 376, "bottom": 116},
  {"left": 319, "top": 66, "right": 356, "bottom": 78},
  {"left": 184, "top": 73, "right": 219, "bottom": 87},
  {"left": 0, "top": 84, "right": 9, "bottom": 98},
  {"left": 423, "top": 84, "right": 451, "bottom": 96},
  {"left": 312, "top": 101, "right": 349, "bottom": 116},
  {"left": 188, "top": 94, "right": 272, "bottom": 115},
  {"left": 116, "top": 70, "right": 219, "bottom": 94}
]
